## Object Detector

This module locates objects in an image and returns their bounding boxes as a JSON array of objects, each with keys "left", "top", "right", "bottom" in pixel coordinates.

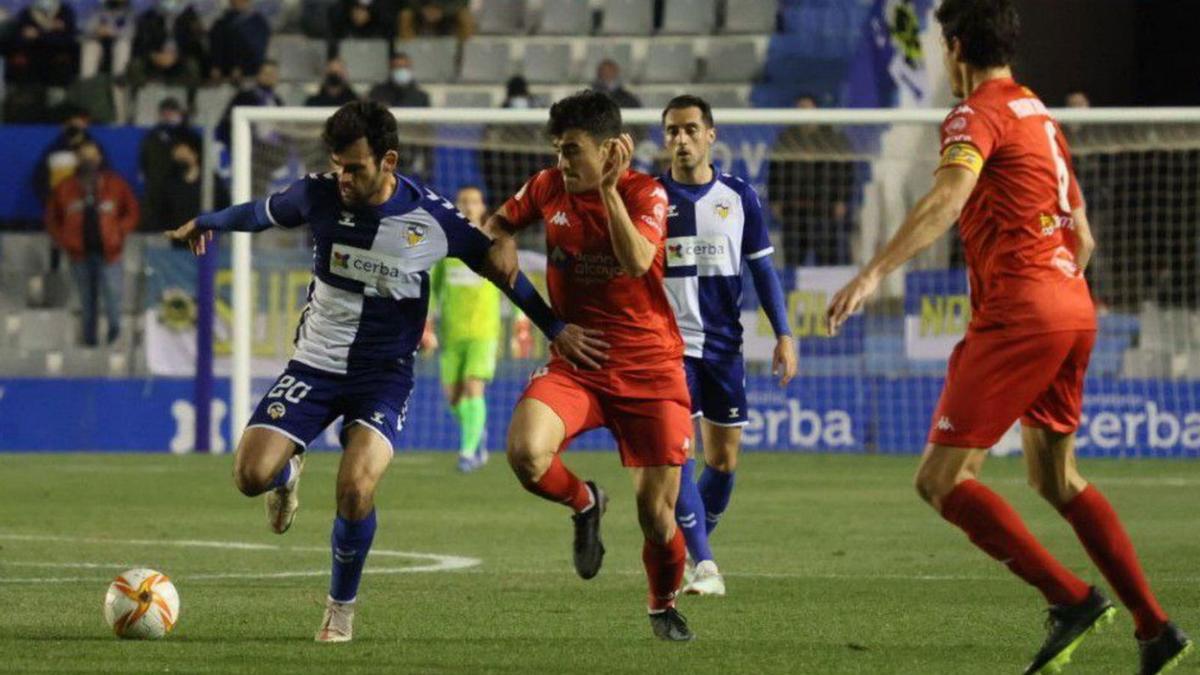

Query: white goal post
[{"left": 229, "top": 105, "right": 1200, "bottom": 452}]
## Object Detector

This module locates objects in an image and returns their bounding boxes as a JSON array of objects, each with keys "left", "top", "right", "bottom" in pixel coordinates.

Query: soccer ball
[{"left": 103, "top": 568, "right": 180, "bottom": 639}]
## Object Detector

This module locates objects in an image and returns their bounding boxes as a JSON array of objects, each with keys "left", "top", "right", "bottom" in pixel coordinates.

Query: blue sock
[
  {"left": 329, "top": 510, "right": 377, "bottom": 603},
  {"left": 675, "top": 459, "right": 714, "bottom": 563},
  {"left": 266, "top": 458, "right": 292, "bottom": 490},
  {"left": 698, "top": 465, "right": 735, "bottom": 535}
]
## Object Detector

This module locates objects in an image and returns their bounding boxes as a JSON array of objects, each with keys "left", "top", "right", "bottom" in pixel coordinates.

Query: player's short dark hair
[
  {"left": 661, "top": 95, "right": 714, "bottom": 129},
  {"left": 322, "top": 100, "right": 400, "bottom": 163},
  {"left": 935, "top": 0, "right": 1020, "bottom": 68},
  {"left": 546, "top": 90, "right": 622, "bottom": 142}
]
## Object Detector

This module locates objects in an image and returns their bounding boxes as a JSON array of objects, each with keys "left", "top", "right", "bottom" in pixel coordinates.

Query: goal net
[{"left": 225, "top": 106, "right": 1200, "bottom": 457}]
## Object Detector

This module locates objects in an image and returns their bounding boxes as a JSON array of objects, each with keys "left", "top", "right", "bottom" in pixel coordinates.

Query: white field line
[{"left": 0, "top": 532, "right": 479, "bottom": 584}]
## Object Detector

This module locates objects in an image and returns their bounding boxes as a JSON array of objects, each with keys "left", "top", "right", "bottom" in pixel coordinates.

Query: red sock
[
  {"left": 941, "top": 480, "right": 1090, "bottom": 606},
  {"left": 643, "top": 528, "right": 686, "bottom": 612},
  {"left": 1060, "top": 485, "right": 1168, "bottom": 639},
  {"left": 524, "top": 456, "right": 593, "bottom": 513}
]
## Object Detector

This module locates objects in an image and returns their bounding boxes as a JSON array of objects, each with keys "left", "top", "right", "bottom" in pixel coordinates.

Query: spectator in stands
[
  {"left": 161, "top": 137, "right": 204, "bottom": 242},
  {"left": 767, "top": 94, "right": 856, "bottom": 267},
  {"left": 140, "top": 98, "right": 202, "bottom": 232},
  {"left": 45, "top": 139, "right": 140, "bottom": 346},
  {"left": 589, "top": 59, "right": 640, "bottom": 109},
  {"left": 2, "top": 0, "right": 79, "bottom": 86},
  {"left": 1065, "top": 91, "right": 1090, "bottom": 109},
  {"left": 208, "top": 0, "right": 270, "bottom": 83},
  {"left": 81, "top": 0, "right": 135, "bottom": 78},
  {"left": 217, "top": 60, "right": 283, "bottom": 144},
  {"left": 306, "top": 58, "right": 360, "bottom": 106},
  {"left": 328, "top": 0, "right": 397, "bottom": 42},
  {"left": 368, "top": 52, "right": 430, "bottom": 107},
  {"left": 33, "top": 104, "right": 94, "bottom": 275},
  {"left": 127, "top": 0, "right": 207, "bottom": 89},
  {"left": 502, "top": 75, "right": 536, "bottom": 109},
  {"left": 398, "top": 0, "right": 472, "bottom": 40}
]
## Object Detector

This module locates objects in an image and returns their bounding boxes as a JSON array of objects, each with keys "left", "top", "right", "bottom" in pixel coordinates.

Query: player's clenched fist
[
  {"left": 164, "top": 219, "right": 213, "bottom": 256},
  {"left": 551, "top": 324, "right": 610, "bottom": 370}
]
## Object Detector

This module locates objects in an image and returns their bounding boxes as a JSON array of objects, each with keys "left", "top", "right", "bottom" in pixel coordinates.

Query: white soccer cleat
[
  {"left": 315, "top": 597, "right": 355, "bottom": 643},
  {"left": 683, "top": 560, "right": 726, "bottom": 597},
  {"left": 266, "top": 454, "right": 304, "bottom": 534}
]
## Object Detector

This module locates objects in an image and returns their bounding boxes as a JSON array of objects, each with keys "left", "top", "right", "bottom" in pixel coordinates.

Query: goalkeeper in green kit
[{"left": 423, "top": 186, "right": 502, "bottom": 472}]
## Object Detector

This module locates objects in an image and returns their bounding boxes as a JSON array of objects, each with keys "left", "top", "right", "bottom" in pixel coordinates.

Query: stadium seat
[
  {"left": 269, "top": 35, "right": 327, "bottom": 84},
  {"left": 634, "top": 88, "right": 681, "bottom": 110},
  {"left": 459, "top": 40, "right": 514, "bottom": 84},
  {"left": 477, "top": 0, "right": 527, "bottom": 35},
  {"left": 443, "top": 89, "right": 497, "bottom": 108},
  {"left": 705, "top": 87, "right": 747, "bottom": 108},
  {"left": 133, "top": 84, "right": 190, "bottom": 126},
  {"left": 580, "top": 40, "right": 635, "bottom": 84},
  {"left": 701, "top": 39, "right": 760, "bottom": 83},
  {"left": 16, "top": 310, "right": 71, "bottom": 352},
  {"left": 194, "top": 85, "right": 237, "bottom": 126},
  {"left": 721, "top": 0, "right": 777, "bottom": 33},
  {"left": 538, "top": 0, "right": 592, "bottom": 36},
  {"left": 339, "top": 39, "right": 391, "bottom": 86},
  {"left": 660, "top": 0, "right": 717, "bottom": 35},
  {"left": 522, "top": 42, "right": 573, "bottom": 85},
  {"left": 0, "top": 349, "right": 44, "bottom": 377},
  {"left": 597, "top": 0, "right": 653, "bottom": 36},
  {"left": 397, "top": 38, "right": 459, "bottom": 84},
  {"left": 637, "top": 42, "right": 696, "bottom": 84}
]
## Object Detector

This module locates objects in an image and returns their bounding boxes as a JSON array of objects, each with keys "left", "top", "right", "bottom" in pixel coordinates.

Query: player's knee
[
  {"left": 232, "top": 458, "right": 272, "bottom": 497},
  {"left": 913, "top": 464, "right": 951, "bottom": 507},
  {"left": 706, "top": 451, "right": 738, "bottom": 473},
  {"left": 506, "top": 435, "right": 553, "bottom": 484},
  {"left": 336, "top": 477, "right": 376, "bottom": 520},
  {"left": 1028, "top": 470, "right": 1085, "bottom": 509}
]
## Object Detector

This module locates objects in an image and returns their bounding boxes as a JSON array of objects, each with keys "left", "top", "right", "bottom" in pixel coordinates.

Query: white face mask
[
  {"left": 508, "top": 96, "right": 530, "bottom": 109},
  {"left": 391, "top": 68, "right": 413, "bottom": 86}
]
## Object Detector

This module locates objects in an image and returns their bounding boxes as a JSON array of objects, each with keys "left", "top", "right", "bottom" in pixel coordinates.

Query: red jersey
[
  {"left": 503, "top": 168, "right": 683, "bottom": 369},
  {"left": 938, "top": 77, "right": 1095, "bottom": 336}
]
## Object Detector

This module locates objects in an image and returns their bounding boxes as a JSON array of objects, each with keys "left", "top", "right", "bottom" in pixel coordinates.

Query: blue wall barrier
[{"left": 3, "top": 375, "right": 1196, "bottom": 457}]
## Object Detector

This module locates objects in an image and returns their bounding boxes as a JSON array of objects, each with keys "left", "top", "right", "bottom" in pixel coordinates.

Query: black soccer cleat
[
  {"left": 571, "top": 481, "right": 607, "bottom": 580},
  {"left": 1023, "top": 587, "right": 1116, "bottom": 675},
  {"left": 1139, "top": 622, "right": 1194, "bottom": 675},
  {"left": 649, "top": 607, "right": 695, "bottom": 642}
]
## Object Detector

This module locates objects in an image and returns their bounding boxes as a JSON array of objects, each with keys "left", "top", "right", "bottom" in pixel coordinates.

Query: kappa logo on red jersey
[{"left": 550, "top": 210, "right": 571, "bottom": 227}]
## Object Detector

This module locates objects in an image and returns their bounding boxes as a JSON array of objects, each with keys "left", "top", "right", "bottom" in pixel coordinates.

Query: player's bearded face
[
  {"left": 553, "top": 130, "right": 605, "bottom": 193},
  {"left": 663, "top": 107, "right": 714, "bottom": 171},
  {"left": 332, "top": 139, "right": 397, "bottom": 206}
]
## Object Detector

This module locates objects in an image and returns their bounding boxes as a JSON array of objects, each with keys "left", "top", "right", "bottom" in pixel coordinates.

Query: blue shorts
[
  {"left": 683, "top": 356, "right": 748, "bottom": 427},
  {"left": 246, "top": 361, "right": 413, "bottom": 452}
]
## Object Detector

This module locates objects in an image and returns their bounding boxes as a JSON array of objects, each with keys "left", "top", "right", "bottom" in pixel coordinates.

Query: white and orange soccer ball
[{"left": 102, "top": 568, "right": 180, "bottom": 639}]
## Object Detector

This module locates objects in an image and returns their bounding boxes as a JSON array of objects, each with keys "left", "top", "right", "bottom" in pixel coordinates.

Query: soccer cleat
[
  {"left": 1139, "top": 622, "right": 1193, "bottom": 675},
  {"left": 1023, "top": 587, "right": 1116, "bottom": 675},
  {"left": 457, "top": 454, "right": 480, "bottom": 473},
  {"left": 682, "top": 556, "right": 696, "bottom": 587},
  {"left": 571, "top": 481, "right": 607, "bottom": 580},
  {"left": 649, "top": 607, "right": 696, "bottom": 642},
  {"left": 265, "top": 454, "right": 304, "bottom": 534},
  {"left": 314, "top": 597, "right": 354, "bottom": 643},
  {"left": 683, "top": 560, "right": 726, "bottom": 596}
]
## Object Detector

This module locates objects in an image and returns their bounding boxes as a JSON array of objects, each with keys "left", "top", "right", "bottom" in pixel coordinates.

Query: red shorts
[
  {"left": 928, "top": 329, "right": 1095, "bottom": 448},
  {"left": 521, "top": 359, "right": 692, "bottom": 467}
]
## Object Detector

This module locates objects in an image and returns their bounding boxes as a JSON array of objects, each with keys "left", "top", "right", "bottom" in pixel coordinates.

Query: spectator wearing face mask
[
  {"left": 367, "top": 52, "right": 430, "bottom": 108},
  {"left": 216, "top": 59, "right": 283, "bottom": 144},
  {"left": 45, "top": 139, "right": 140, "bottom": 346},
  {"left": 306, "top": 59, "right": 360, "bottom": 106},
  {"left": 3, "top": 0, "right": 80, "bottom": 87},
  {"left": 161, "top": 138, "right": 205, "bottom": 244},
  {"left": 140, "top": 98, "right": 202, "bottom": 231},
  {"left": 208, "top": 0, "right": 270, "bottom": 83},
  {"left": 127, "top": 0, "right": 207, "bottom": 89},
  {"left": 33, "top": 104, "right": 95, "bottom": 274},
  {"left": 588, "top": 58, "right": 639, "bottom": 109},
  {"left": 502, "top": 75, "right": 536, "bottom": 109}
]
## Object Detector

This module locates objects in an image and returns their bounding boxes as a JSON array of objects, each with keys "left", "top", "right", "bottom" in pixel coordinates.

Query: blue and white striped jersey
[
  {"left": 660, "top": 172, "right": 774, "bottom": 360},
  {"left": 265, "top": 172, "right": 492, "bottom": 375}
]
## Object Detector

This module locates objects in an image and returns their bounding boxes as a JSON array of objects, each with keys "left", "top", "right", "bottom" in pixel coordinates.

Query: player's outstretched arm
[
  {"left": 165, "top": 200, "right": 275, "bottom": 256},
  {"left": 481, "top": 206, "right": 521, "bottom": 287},
  {"left": 599, "top": 133, "right": 657, "bottom": 277},
  {"left": 826, "top": 166, "right": 978, "bottom": 335}
]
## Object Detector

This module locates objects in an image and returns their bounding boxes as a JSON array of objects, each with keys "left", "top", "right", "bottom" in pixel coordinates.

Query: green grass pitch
[{"left": 1, "top": 452, "right": 1198, "bottom": 673}]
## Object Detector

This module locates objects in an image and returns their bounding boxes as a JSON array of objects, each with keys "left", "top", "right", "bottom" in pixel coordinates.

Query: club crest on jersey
[
  {"left": 338, "top": 211, "right": 355, "bottom": 227},
  {"left": 550, "top": 210, "right": 570, "bottom": 227},
  {"left": 945, "top": 116, "right": 968, "bottom": 132},
  {"left": 267, "top": 402, "right": 286, "bottom": 419},
  {"left": 406, "top": 223, "right": 427, "bottom": 246},
  {"left": 713, "top": 200, "right": 731, "bottom": 220},
  {"left": 332, "top": 251, "right": 350, "bottom": 269},
  {"left": 667, "top": 203, "right": 679, "bottom": 218},
  {"left": 549, "top": 246, "right": 570, "bottom": 268}
]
